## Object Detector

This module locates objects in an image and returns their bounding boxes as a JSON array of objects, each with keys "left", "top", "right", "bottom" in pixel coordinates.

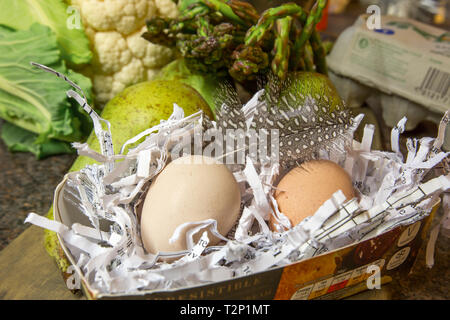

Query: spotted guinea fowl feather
[
  {"left": 214, "top": 81, "right": 246, "bottom": 131},
  {"left": 214, "top": 74, "right": 355, "bottom": 169}
]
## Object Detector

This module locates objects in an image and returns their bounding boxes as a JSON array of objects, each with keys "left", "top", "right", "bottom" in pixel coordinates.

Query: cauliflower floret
[
  {"left": 93, "top": 31, "right": 132, "bottom": 74},
  {"left": 126, "top": 26, "right": 174, "bottom": 69},
  {"left": 72, "top": 0, "right": 157, "bottom": 35},
  {"left": 113, "top": 58, "right": 145, "bottom": 90},
  {"left": 92, "top": 74, "right": 114, "bottom": 105},
  {"left": 71, "top": 0, "right": 179, "bottom": 106},
  {"left": 146, "top": 68, "right": 161, "bottom": 81},
  {"left": 154, "top": 0, "right": 178, "bottom": 19}
]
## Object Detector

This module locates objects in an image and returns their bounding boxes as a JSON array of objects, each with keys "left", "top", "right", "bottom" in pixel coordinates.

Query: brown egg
[
  {"left": 140, "top": 155, "right": 241, "bottom": 254},
  {"left": 270, "top": 159, "right": 355, "bottom": 230}
]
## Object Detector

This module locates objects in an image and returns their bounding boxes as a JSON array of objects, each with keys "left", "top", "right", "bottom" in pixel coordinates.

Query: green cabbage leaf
[
  {"left": 0, "top": 0, "right": 92, "bottom": 66},
  {"left": 0, "top": 23, "right": 93, "bottom": 157},
  {"left": 1, "top": 121, "right": 75, "bottom": 159}
]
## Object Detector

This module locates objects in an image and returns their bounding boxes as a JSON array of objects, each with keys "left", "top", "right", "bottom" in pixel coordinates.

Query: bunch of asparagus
[{"left": 143, "top": 0, "right": 329, "bottom": 83}]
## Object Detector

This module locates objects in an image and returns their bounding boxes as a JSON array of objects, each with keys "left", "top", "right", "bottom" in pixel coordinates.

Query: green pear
[
  {"left": 276, "top": 71, "right": 346, "bottom": 114},
  {"left": 71, "top": 80, "right": 213, "bottom": 172},
  {"left": 44, "top": 80, "right": 213, "bottom": 273},
  {"left": 154, "top": 58, "right": 224, "bottom": 115}
]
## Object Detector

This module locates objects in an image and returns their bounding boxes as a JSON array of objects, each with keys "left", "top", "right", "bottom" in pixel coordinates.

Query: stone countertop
[{"left": 0, "top": 120, "right": 76, "bottom": 251}]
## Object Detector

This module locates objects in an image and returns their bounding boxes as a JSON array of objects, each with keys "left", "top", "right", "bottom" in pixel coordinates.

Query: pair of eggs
[{"left": 140, "top": 156, "right": 354, "bottom": 255}]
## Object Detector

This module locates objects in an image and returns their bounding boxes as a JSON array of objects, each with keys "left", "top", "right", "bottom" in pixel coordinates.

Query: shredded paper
[{"left": 25, "top": 63, "right": 450, "bottom": 296}]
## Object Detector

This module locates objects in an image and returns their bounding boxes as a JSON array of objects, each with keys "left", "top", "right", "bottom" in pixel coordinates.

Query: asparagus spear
[
  {"left": 292, "top": 0, "right": 327, "bottom": 70},
  {"left": 310, "top": 29, "right": 328, "bottom": 75},
  {"left": 203, "top": 0, "right": 249, "bottom": 27},
  {"left": 272, "top": 16, "right": 292, "bottom": 80},
  {"left": 228, "top": 0, "right": 259, "bottom": 25},
  {"left": 229, "top": 45, "right": 269, "bottom": 82},
  {"left": 303, "top": 41, "right": 315, "bottom": 72},
  {"left": 143, "top": 0, "right": 330, "bottom": 82},
  {"left": 245, "top": 3, "right": 307, "bottom": 47}
]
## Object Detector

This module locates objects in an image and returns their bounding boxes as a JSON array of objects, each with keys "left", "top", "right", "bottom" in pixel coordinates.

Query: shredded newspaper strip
[{"left": 25, "top": 64, "right": 450, "bottom": 295}]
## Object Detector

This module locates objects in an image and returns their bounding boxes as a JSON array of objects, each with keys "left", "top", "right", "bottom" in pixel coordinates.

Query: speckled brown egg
[
  {"left": 270, "top": 159, "right": 355, "bottom": 231},
  {"left": 140, "top": 155, "right": 241, "bottom": 254}
]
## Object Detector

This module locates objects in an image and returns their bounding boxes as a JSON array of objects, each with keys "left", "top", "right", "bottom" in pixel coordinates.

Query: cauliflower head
[{"left": 71, "top": 0, "right": 178, "bottom": 106}]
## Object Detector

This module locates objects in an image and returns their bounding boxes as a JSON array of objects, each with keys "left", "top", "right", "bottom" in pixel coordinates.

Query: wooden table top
[{"left": 0, "top": 225, "right": 83, "bottom": 300}]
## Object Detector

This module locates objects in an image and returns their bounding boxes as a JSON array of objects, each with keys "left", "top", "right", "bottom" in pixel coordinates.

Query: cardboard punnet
[{"left": 53, "top": 175, "right": 439, "bottom": 300}]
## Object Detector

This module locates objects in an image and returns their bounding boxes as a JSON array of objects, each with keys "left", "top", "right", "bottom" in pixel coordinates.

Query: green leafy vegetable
[
  {"left": 0, "top": 0, "right": 92, "bottom": 66},
  {"left": 1, "top": 121, "right": 75, "bottom": 159},
  {"left": 0, "top": 23, "right": 93, "bottom": 149}
]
